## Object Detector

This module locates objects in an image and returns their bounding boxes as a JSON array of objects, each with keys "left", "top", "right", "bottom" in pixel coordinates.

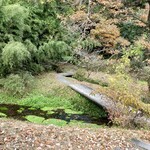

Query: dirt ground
[{"left": 0, "top": 119, "right": 150, "bottom": 150}]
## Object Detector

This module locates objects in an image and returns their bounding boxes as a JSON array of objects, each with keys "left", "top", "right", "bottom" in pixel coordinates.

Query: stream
[{"left": 0, "top": 104, "right": 111, "bottom": 126}]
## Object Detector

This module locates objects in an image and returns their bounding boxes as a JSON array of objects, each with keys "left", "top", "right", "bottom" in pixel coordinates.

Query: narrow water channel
[{"left": 0, "top": 104, "right": 111, "bottom": 126}]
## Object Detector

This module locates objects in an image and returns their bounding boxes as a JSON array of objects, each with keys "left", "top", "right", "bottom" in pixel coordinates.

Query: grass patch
[
  {"left": 73, "top": 70, "right": 108, "bottom": 87},
  {"left": 69, "top": 120, "right": 101, "bottom": 128},
  {"left": 18, "top": 94, "right": 72, "bottom": 109},
  {"left": 0, "top": 93, "right": 18, "bottom": 104}
]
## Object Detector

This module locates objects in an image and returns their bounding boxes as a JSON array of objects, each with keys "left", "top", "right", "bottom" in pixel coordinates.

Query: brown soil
[{"left": 0, "top": 119, "right": 150, "bottom": 150}]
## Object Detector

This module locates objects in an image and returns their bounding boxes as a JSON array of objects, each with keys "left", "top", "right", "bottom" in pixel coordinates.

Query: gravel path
[{"left": 0, "top": 119, "right": 150, "bottom": 150}]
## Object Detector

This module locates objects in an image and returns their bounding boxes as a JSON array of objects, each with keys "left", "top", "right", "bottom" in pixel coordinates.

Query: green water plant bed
[
  {"left": 0, "top": 103, "right": 109, "bottom": 127},
  {"left": 25, "top": 115, "right": 45, "bottom": 124},
  {"left": 0, "top": 112, "right": 7, "bottom": 117},
  {"left": 64, "top": 109, "right": 83, "bottom": 114},
  {"left": 40, "top": 107, "right": 54, "bottom": 111},
  {"left": 0, "top": 106, "right": 8, "bottom": 111},
  {"left": 25, "top": 115, "right": 67, "bottom": 126}
]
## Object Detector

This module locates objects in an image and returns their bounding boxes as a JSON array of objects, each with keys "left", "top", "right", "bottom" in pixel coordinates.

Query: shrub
[
  {"left": 141, "top": 66, "right": 150, "bottom": 92},
  {"left": 2, "top": 3, "right": 29, "bottom": 23},
  {"left": 19, "top": 72, "right": 34, "bottom": 89},
  {"left": 3, "top": 72, "right": 34, "bottom": 96},
  {"left": 73, "top": 69, "right": 86, "bottom": 81},
  {"left": 80, "top": 38, "right": 101, "bottom": 52},
  {"left": 2, "top": 42, "right": 31, "bottom": 70},
  {"left": 91, "top": 19, "right": 120, "bottom": 48},
  {"left": 4, "top": 74, "right": 25, "bottom": 96},
  {"left": 38, "top": 40, "right": 70, "bottom": 62},
  {"left": 119, "top": 22, "right": 146, "bottom": 42}
]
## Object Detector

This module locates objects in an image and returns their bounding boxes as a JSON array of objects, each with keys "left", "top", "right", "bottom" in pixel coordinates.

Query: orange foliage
[
  {"left": 90, "top": 20, "right": 120, "bottom": 47},
  {"left": 69, "top": 10, "right": 87, "bottom": 22}
]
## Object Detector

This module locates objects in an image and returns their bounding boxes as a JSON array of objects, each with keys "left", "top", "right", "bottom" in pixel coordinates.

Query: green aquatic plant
[
  {"left": 43, "top": 119, "right": 67, "bottom": 126},
  {"left": 25, "top": 115, "right": 45, "bottom": 124},
  {"left": 0, "top": 106, "right": 8, "bottom": 111},
  {"left": 0, "top": 112, "right": 7, "bottom": 117},
  {"left": 17, "top": 107, "right": 25, "bottom": 113},
  {"left": 40, "top": 107, "right": 54, "bottom": 111},
  {"left": 65, "top": 109, "right": 83, "bottom": 115}
]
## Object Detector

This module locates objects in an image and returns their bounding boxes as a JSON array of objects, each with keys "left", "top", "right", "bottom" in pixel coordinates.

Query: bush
[
  {"left": 0, "top": 0, "right": 72, "bottom": 77},
  {"left": 141, "top": 66, "right": 150, "bottom": 92},
  {"left": 4, "top": 74, "right": 25, "bottom": 96},
  {"left": 2, "top": 42, "right": 30, "bottom": 70},
  {"left": 3, "top": 72, "right": 34, "bottom": 96},
  {"left": 80, "top": 38, "right": 101, "bottom": 53},
  {"left": 38, "top": 40, "right": 71, "bottom": 62}
]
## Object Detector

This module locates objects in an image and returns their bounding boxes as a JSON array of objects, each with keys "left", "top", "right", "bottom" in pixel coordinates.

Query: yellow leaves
[
  {"left": 107, "top": 74, "right": 150, "bottom": 115},
  {"left": 116, "top": 37, "right": 130, "bottom": 47},
  {"left": 96, "top": 0, "right": 123, "bottom": 9},
  {"left": 69, "top": 10, "right": 87, "bottom": 22},
  {"left": 135, "top": 35, "right": 150, "bottom": 52},
  {"left": 90, "top": 21, "right": 121, "bottom": 48}
]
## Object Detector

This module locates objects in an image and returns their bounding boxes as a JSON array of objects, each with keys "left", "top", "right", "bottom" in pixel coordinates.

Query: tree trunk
[{"left": 57, "top": 72, "right": 150, "bottom": 129}]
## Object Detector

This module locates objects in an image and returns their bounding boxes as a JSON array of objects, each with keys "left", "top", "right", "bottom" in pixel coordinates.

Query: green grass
[
  {"left": 69, "top": 120, "right": 101, "bottom": 128},
  {"left": 0, "top": 93, "right": 18, "bottom": 104}
]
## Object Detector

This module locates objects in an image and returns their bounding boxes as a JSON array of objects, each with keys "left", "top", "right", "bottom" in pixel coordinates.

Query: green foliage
[
  {"left": 128, "top": 45, "right": 144, "bottom": 70},
  {"left": 38, "top": 40, "right": 71, "bottom": 62},
  {"left": 0, "top": 0, "right": 72, "bottom": 77},
  {"left": 2, "top": 3, "right": 29, "bottom": 25},
  {"left": 24, "top": 115, "right": 67, "bottom": 126},
  {"left": 4, "top": 74, "right": 25, "bottom": 95},
  {"left": 73, "top": 69, "right": 86, "bottom": 81},
  {"left": 119, "top": 22, "right": 146, "bottom": 42},
  {"left": 19, "top": 72, "right": 34, "bottom": 88},
  {"left": 70, "top": 95, "right": 107, "bottom": 118},
  {"left": 24, "top": 40, "right": 37, "bottom": 55},
  {"left": 81, "top": 38, "right": 101, "bottom": 52},
  {"left": 0, "top": 3, "right": 29, "bottom": 42},
  {"left": 0, "top": 112, "right": 7, "bottom": 117},
  {"left": 19, "top": 94, "right": 72, "bottom": 109},
  {"left": 3, "top": 72, "right": 34, "bottom": 96},
  {"left": 18, "top": 91, "right": 106, "bottom": 118},
  {"left": 2, "top": 42, "right": 30, "bottom": 70},
  {"left": 27, "top": 63, "right": 45, "bottom": 75},
  {"left": 140, "top": 66, "right": 150, "bottom": 92},
  {"left": 25, "top": 115, "right": 45, "bottom": 124}
]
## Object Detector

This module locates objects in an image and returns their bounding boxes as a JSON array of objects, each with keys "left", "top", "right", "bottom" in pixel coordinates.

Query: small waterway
[{"left": 0, "top": 104, "right": 111, "bottom": 127}]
